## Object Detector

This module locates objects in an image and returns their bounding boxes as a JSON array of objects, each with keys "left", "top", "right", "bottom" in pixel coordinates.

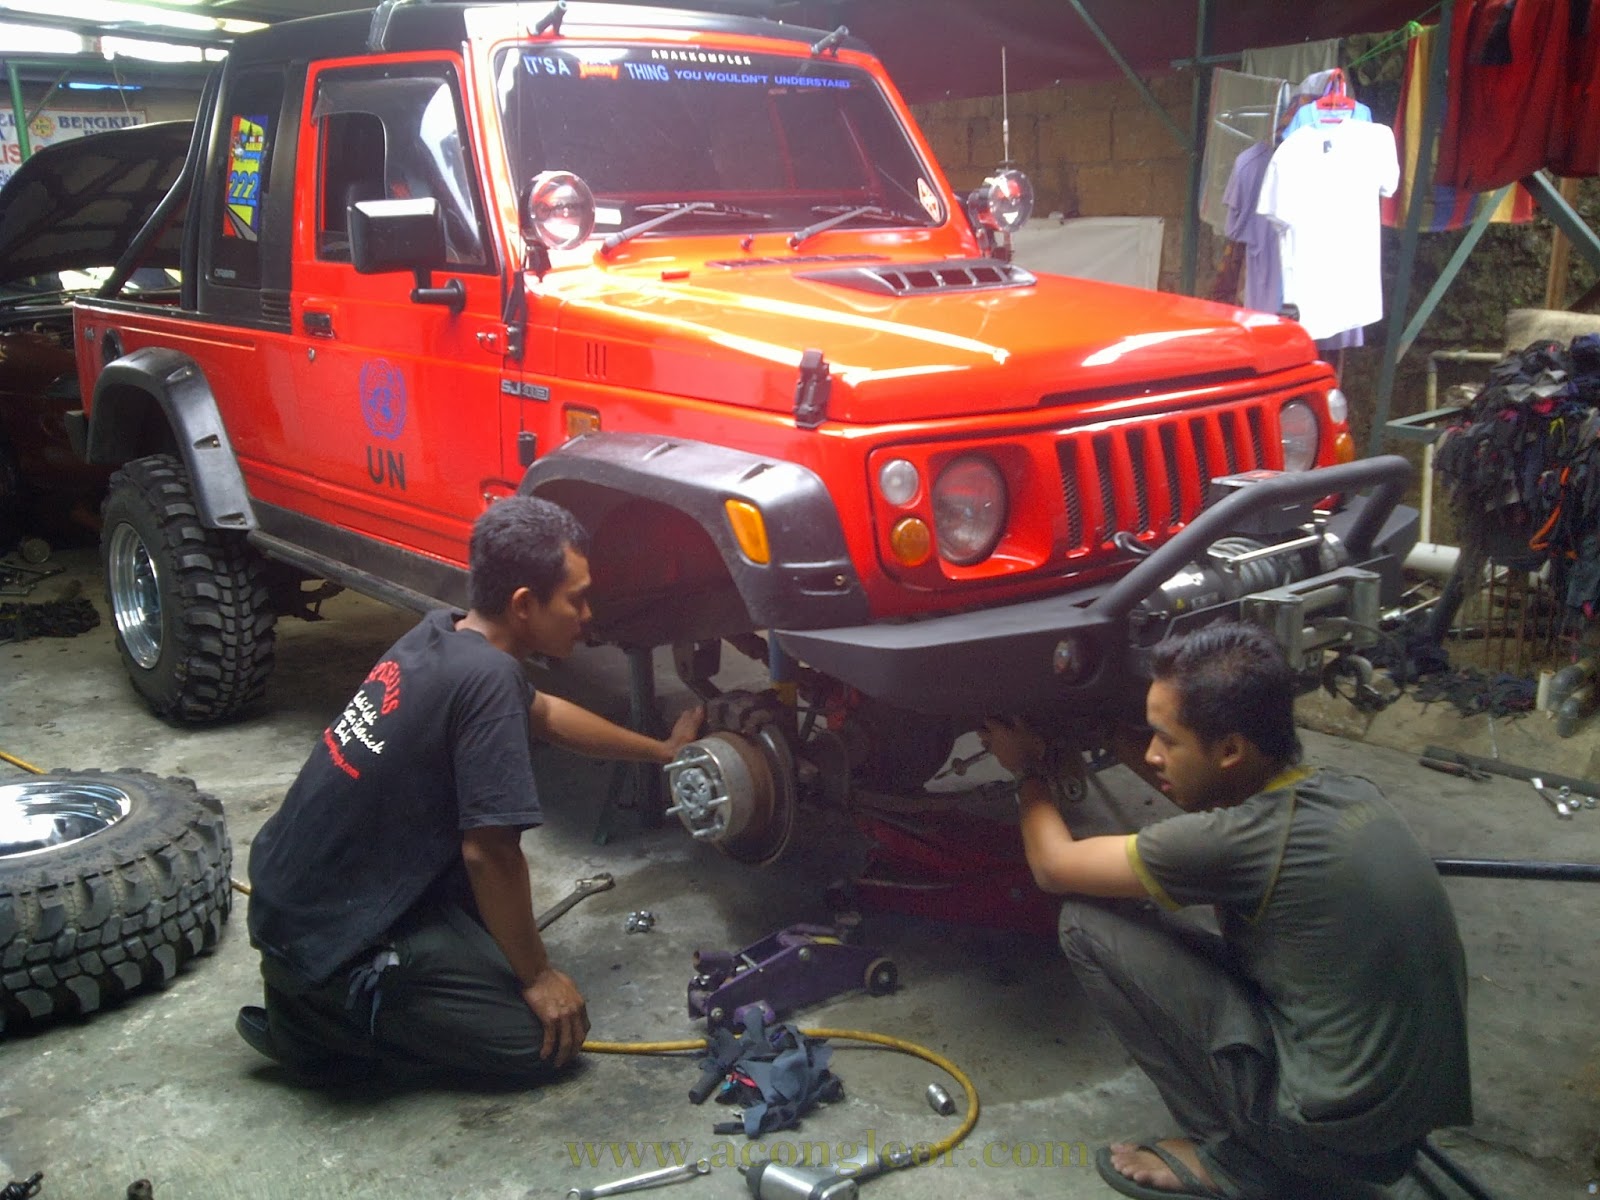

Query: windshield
[{"left": 494, "top": 45, "right": 945, "bottom": 241}]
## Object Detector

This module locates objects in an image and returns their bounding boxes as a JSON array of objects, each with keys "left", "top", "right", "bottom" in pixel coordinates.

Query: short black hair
[
  {"left": 1147, "top": 621, "right": 1302, "bottom": 765},
  {"left": 467, "top": 497, "right": 590, "bottom": 615}
]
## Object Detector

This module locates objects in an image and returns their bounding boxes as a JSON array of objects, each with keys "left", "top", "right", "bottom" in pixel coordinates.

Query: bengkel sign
[{"left": 0, "top": 108, "right": 147, "bottom": 188}]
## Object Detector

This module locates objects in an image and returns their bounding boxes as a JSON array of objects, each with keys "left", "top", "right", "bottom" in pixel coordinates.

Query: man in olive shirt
[{"left": 982, "top": 622, "right": 1470, "bottom": 1200}]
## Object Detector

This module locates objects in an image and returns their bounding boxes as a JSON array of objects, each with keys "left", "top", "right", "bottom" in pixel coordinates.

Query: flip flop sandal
[{"left": 1094, "top": 1140, "right": 1229, "bottom": 1200}]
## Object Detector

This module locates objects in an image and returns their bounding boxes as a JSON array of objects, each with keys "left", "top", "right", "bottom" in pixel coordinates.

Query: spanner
[
  {"left": 566, "top": 1158, "right": 711, "bottom": 1200},
  {"left": 536, "top": 873, "right": 616, "bottom": 931},
  {"left": 1530, "top": 778, "right": 1574, "bottom": 819}
]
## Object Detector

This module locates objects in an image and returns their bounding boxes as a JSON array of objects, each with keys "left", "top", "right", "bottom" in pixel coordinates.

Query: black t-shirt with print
[{"left": 247, "top": 609, "right": 542, "bottom": 985}]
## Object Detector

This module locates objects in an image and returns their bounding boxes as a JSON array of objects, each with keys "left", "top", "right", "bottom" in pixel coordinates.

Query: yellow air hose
[
  {"left": 0, "top": 749, "right": 44, "bottom": 774},
  {"left": 582, "top": 1026, "right": 980, "bottom": 1168}
]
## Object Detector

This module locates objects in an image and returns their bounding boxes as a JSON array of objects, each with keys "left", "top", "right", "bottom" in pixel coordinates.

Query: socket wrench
[{"left": 566, "top": 1158, "right": 710, "bottom": 1200}]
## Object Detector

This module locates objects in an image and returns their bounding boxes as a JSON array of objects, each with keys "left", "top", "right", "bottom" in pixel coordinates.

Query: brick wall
[{"left": 913, "top": 71, "right": 1220, "bottom": 293}]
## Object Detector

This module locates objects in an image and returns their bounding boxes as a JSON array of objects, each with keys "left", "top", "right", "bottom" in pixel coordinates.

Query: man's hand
[
  {"left": 980, "top": 716, "right": 1047, "bottom": 778},
  {"left": 663, "top": 705, "right": 705, "bottom": 758},
  {"left": 523, "top": 966, "right": 590, "bottom": 1067}
]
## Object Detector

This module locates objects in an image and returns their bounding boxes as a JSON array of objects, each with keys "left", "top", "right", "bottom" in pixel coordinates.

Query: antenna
[{"left": 1001, "top": 45, "right": 1011, "bottom": 164}]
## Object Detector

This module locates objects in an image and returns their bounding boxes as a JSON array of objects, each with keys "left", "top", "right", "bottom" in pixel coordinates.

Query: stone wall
[{"left": 912, "top": 72, "right": 1217, "bottom": 293}]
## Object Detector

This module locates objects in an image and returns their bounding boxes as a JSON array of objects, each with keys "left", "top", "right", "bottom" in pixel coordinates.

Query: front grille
[{"left": 1058, "top": 401, "right": 1271, "bottom": 553}]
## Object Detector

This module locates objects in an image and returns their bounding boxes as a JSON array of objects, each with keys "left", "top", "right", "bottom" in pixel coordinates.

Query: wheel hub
[
  {"left": 106, "top": 521, "right": 163, "bottom": 668},
  {"left": 665, "top": 726, "right": 796, "bottom": 865},
  {"left": 0, "top": 779, "right": 133, "bottom": 858}
]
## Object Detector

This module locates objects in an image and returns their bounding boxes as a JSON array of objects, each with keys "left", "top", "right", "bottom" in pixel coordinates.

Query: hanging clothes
[
  {"left": 1435, "top": 0, "right": 1575, "bottom": 192},
  {"left": 1549, "top": 0, "right": 1600, "bottom": 177},
  {"left": 1382, "top": 21, "right": 1535, "bottom": 230},
  {"left": 1257, "top": 114, "right": 1399, "bottom": 341},
  {"left": 1223, "top": 140, "right": 1282, "bottom": 315}
]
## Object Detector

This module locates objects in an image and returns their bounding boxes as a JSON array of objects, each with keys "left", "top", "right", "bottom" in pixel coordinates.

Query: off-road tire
[
  {"left": 0, "top": 769, "right": 232, "bottom": 1034},
  {"left": 101, "top": 453, "right": 276, "bottom": 722}
]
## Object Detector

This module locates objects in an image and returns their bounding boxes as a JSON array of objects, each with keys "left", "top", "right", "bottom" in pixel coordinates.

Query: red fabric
[
  {"left": 1436, "top": 0, "right": 1573, "bottom": 191},
  {"left": 1550, "top": 1, "right": 1600, "bottom": 177}
]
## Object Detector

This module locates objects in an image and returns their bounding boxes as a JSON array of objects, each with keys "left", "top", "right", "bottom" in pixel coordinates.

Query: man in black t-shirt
[
  {"left": 240, "top": 497, "right": 702, "bottom": 1085},
  {"left": 982, "top": 623, "right": 1470, "bottom": 1200}
]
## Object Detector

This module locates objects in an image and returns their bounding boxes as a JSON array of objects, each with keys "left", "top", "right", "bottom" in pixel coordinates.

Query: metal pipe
[
  {"left": 5, "top": 60, "right": 31, "bottom": 161},
  {"left": 1419, "top": 1140, "right": 1502, "bottom": 1200},
  {"left": 1421, "top": 349, "right": 1502, "bottom": 542},
  {"left": 1433, "top": 858, "right": 1600, "bottom": 883}
]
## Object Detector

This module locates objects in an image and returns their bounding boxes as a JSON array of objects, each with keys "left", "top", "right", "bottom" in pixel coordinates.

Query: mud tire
[
  {"left": 101, "top": 453, "right": 276, "bottom": 722},
  {"left": 0, "top": 769, "right": 233, "bottom": 1034}
]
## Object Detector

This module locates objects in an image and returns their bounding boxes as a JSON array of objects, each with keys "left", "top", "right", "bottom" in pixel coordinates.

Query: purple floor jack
[{"left": 687, "top": 923, "right": 898, "bottom": 1031}]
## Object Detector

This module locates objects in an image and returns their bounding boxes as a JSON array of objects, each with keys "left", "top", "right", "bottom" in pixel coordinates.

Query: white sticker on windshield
[
  {"left": 917, "top": 178, "right": 941, "bottom": 222},
  {"left": 594, "top": 206, "right": 623, "bottom": 228}
]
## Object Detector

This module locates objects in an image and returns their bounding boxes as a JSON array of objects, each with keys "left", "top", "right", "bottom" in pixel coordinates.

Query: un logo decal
[{"left": 359, "top": 359, "right": 407, "bottom": 441}]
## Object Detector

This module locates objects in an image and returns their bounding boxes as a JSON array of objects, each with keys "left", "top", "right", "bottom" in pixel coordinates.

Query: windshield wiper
[
  {"left": 601, "top": 202, "right": 773, "bottom": 254},
  {"left": 787, "top": 204, "right": 899, "bottom": 249}
]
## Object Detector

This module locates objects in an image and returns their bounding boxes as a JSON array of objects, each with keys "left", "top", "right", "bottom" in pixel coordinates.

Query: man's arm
[
  {"left": 983, "top": 718, "right": 1150, "bottom": 899},
  {"left": 460, "top": 824, "right": 589, "bottom": 1066},
  {"left": 529, "top": 692, "right": 702, "bottom": 764}
]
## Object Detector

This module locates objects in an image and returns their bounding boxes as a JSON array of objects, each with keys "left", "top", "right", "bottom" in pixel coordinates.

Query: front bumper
[{"left": 777, "top": 456, "right": 1418, "bottom": 719}]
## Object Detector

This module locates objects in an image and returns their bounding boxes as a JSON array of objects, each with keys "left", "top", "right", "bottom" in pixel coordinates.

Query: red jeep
[{"left": 40, "top": 3, "right": 1412, "bottom": 858}]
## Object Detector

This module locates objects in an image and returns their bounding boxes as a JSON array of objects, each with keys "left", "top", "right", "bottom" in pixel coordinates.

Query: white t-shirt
[{"left": 1256, "top": 120, "right": 1399, "bottom": 340}]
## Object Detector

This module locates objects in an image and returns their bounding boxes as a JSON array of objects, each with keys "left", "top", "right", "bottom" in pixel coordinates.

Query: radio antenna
[{"left": 1001, "top": 45, "right": 1011, "bottom": 164}]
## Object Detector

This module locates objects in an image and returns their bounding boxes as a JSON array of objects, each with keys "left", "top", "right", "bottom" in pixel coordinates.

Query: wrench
[
  {"left": 1530, "top": 778, "right": 1573, "bottom": 820},
  {"left": 566, "top": 1158, "right": 711, "bottom": 1200},
  {"left": 536, "top": 873, "right": 616, "bottom": 931}
]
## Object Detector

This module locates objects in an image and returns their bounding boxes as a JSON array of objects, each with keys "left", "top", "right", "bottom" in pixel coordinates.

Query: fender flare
[
  {"left": 521, "top": 433, "right": 869, "bottom": 631},
  {"left": 87, "top": 347, "right": 256, "bottom": 530}
]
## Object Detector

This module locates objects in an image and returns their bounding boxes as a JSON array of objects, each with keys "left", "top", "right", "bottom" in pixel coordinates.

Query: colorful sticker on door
[{"left": 223, "top": 113, "right": 269, "bottom": 240}]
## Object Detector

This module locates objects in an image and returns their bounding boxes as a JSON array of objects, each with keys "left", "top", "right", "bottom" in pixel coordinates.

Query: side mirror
[
  {"left": 350, "top": 197, "right": 446, "bottom": 274},
  {"left": 349, "top": 197, "right": 464, "bottom": 314}
]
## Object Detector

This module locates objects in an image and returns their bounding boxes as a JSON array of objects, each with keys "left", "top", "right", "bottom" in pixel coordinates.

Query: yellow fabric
[{"left": 1126, "top": 833, "right": 1180, "bottom": 911}]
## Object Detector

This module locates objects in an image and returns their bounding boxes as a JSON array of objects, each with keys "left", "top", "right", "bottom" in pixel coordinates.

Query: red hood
[{"left": 541, "top": 254, "right": 1319, "bottom": 422}]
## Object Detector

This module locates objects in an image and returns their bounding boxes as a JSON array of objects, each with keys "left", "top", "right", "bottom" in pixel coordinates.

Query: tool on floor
[
  {"left": 739, "top": 1160, "right": 855, "bottom": 1200},
  {"left": 0, "top": 1174, "right": 41, "bottom": 1200},
  {"left": 0, "top": 558, "right": 60, "bottom": 598},
  {"left": 536, "top": 873, "right": 615, "bottom": 931},
  {"left": 1530, "top": 777, "right": 1574, "bottom": 819},
  {"left": 566, "top": 1158, "right": 710, "bottom": 1200},
  {"left": 688, "top": 924, "right": 895, "bottom": 1031},
  {"left": 625, "top": 910, "right": 656, "bottom": 933},
  {"left": 925, "top": 1083, "right": 955, "bottom": 1115},
  {"left": 1419, "top": 756, "right": 1489, "bottom": 781}
]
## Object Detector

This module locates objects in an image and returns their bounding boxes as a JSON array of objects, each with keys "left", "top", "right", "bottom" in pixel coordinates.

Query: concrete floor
[{"left": 1, "top": 549, "right": 1597, "bottom": 1200}]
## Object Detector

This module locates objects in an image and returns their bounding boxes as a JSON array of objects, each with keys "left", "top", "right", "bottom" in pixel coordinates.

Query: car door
[{"left": 280, "top": 59, "right": 509, "bottom": 566}]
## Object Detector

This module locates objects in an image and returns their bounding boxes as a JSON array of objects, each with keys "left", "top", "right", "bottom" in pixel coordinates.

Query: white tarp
[
  {"left": 1008, "top": 216, "right": 1165, "bottom": 290},
  {"left": 1, "top": 108, "right": 147, "bottom": 189}
]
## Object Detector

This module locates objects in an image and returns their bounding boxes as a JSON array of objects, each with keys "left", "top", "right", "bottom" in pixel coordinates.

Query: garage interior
[{"left": 3, "top": 2, "right": 1599, "bottom": 1199}]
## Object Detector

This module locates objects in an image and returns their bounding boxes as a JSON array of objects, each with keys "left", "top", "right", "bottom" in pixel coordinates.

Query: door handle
[{"left": 302, "top": 309, "right": 334, "bottom": 337}]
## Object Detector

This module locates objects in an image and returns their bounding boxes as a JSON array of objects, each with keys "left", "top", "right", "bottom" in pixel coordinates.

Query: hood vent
[{"left": 800, "top": 258, "right": 1036, "bottom": 296}]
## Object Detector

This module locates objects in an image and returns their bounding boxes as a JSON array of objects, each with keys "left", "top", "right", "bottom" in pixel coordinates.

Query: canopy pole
[
  {"left": 5, "top": 61, "right": 31, "bottom": 161},
  {"left": 1181, "top": 0, "right": 1214, "bottom": 295}
]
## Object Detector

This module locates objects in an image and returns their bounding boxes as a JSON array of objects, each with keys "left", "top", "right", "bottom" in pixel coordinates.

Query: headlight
[
  {"left": 1326, "top": 388, "right": 1349, "bottom": 425},
  {"left": 1279, "top": 399, "right": 1320, "bottom": 472},
  {"left": 877, "top": 458, "right": 921, "bottom": 507},
  {"left": 932, "top": 455, "right": 1007, "bottom": 565}
]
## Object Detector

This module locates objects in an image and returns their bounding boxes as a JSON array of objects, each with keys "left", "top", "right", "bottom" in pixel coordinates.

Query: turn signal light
[
  {"left": 725, "top": 499, "right": 771, "bottom": 565},
  {"left": 565, "top": 407, "right": 601, "bottom": 438},
  {"left": 890, "top": 517, "right": 933, "bottom": 566},
  {"left": 1333, "top": 431, "right": 1356, "bottom": 463}
]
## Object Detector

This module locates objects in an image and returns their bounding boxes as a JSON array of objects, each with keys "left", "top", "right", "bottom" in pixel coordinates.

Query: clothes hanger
[{"left": 1315, "top": 68, "right": 1356, "bottom": 123}]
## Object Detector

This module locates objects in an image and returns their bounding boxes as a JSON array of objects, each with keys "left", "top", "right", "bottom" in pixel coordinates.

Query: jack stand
[
  {"left": 688, "top": 924, "right": 896, "bottom": 1031},
  {"left": 594, "top": 645, "right": 666, "bottom": 845}
]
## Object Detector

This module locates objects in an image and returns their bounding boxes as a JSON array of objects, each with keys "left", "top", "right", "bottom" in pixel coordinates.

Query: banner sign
[{"left": 1, "top": 108, "right": 148, "bottom": 189}]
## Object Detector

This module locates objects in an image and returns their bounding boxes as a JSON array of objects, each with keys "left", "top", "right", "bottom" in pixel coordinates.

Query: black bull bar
[{"left": 776, "top": 455, "right": 1417, "bottom": 719}]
